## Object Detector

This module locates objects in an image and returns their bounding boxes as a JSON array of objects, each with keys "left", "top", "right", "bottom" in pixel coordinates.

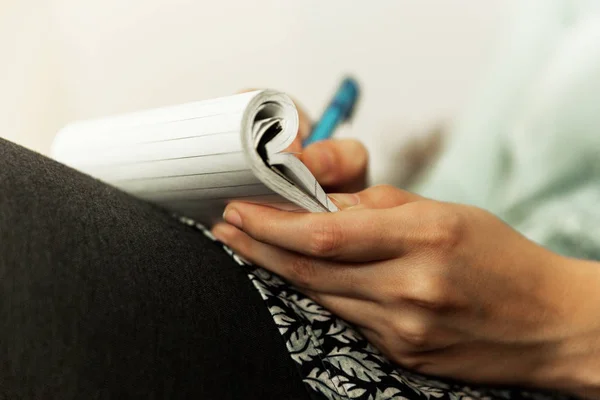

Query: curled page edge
[{"left": 241, "top": 90, "right": 338, "bottom": 213}]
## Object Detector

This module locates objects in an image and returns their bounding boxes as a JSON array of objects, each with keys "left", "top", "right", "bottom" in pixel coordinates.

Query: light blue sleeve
[
  {"left": 416, "top": 0, "right": 574, "bottom": 212},
  {"left": 500, "top": 15, "right": 600, "bottom": 212},
  {"left": 416, "top": 0, "right": 600, "bottom": 258},
  {"left": 498, "top": 14, "right": 600, "bottom": 257}
]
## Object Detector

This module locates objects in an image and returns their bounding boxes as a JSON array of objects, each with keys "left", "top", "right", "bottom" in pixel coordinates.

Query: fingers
[
  {"left": 221, "top": 185, "right": 423, "bottom": 261},
  {"left": 331, "top": 184, "right": 423, "bottom": 210},
  {"left": 221, "top": 201, "right": 413, "bottom": 261},
  {"left": 300, "top": 139, "right": 368, "bottom": 192},
  {"left": 299, "top": 289, "right": 386, "bottom": 330},
  {"left": 237, "top": 89, "right": 368, "bottom": 193},
  {"left": 212, "top": 223, "right": 378, "bottom": 299}
]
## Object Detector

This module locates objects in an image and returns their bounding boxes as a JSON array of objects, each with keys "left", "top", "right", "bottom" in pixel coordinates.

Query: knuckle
[
  {"left": 408, "top": 274, "right": 452, "bottom": 311},
  {"left": 369, "top": 184, "right": 399, "bottom": 203},
  {"left": 371, "top": 184, "right": 397, "bottom": 196},
  {"left": 379, "top": 275, "right": 452, "bottom": 312},
  {"left": 388, "top": 318, "right": 433, "bottom": 350},
  {"left": 288, "top": 256, "right": 317, "bottom": 289},
  {"left": 367, "top": 184, "right": 417, "bottom": 207},
  {"left": 423, "top": 207, "right": 466, "bottom": 250},
  {"left": 307, "top": 220, "right": 344, "bottom": 257},
  {"left": 396, "top": 355, "right": 428, "bottom": 371},
  {"left": 402, "top": 325, "right": 432, "bottom": 350}
]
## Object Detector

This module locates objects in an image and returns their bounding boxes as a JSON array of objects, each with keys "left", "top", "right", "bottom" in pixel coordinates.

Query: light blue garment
[{"left": 416, "top": 0, "right": 600, "bottom": 259}]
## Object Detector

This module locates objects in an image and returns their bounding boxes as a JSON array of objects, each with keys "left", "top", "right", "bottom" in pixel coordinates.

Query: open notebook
[{"left": 52, "top": 90, "right": 337, "bottom": 224}]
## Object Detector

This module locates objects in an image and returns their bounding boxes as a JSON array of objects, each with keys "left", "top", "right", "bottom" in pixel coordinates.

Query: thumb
[
  {"left": 301, "top": 139, "right": 368, "bottom": 192},
  {"left": 329, "top": 185, "right": 423, "bottom": 210}
]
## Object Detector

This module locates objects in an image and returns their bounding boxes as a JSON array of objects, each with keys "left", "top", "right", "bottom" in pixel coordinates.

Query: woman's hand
[
  {"left": 239, "top": 88, "right": 368, "bottom": 192},
  {"left": 213, "top": 185, "right": 600, "bottom": 397},
  {"left": 300, "top": 139, "right": 368, "bottom": 193}
]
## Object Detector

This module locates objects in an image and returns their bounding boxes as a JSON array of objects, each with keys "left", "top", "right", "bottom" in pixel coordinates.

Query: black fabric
[{"left": 0, "top": 138, "right": 310, "bottom": 400}]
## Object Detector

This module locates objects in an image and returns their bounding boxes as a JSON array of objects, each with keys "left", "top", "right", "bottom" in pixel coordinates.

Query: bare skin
[{"left": 217, "top": 93, "right": 600, "bottom": 398}]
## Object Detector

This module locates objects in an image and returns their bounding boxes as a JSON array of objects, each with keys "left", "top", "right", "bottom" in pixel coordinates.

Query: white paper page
[{"left": 52, "top": 91, "right": 306, "bottom": 223}]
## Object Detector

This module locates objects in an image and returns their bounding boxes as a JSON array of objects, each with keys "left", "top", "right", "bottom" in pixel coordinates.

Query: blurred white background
[{"left": 1, "top": 0, "right": 511, "bottom": 183}]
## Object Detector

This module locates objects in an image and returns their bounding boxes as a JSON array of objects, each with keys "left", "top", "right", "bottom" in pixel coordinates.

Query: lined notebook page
[{"left": 52, "top": 91, "right": 303, "bottom": 224}]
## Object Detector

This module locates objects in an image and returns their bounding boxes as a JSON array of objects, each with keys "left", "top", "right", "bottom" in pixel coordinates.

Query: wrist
[{"left": 532, "top": 256, "right": 600, "bottom": 397}]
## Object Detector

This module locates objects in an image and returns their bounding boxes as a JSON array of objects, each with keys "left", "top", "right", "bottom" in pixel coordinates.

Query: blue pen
[{"left": 303, "top": 77, "right": 360, "bottom": 146}]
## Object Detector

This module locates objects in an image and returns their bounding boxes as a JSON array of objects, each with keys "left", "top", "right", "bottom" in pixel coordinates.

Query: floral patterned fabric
[{"left": 179, "top": 216, "right": 571, "bottom": 400}]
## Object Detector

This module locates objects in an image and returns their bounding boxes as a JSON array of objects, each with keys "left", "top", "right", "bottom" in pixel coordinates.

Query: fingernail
[
  {"left": 223, "top": 208, "right": 242, "bottom": 228},
  {"left": 328, "top": 193, "right": 360, "bottom": 209}
]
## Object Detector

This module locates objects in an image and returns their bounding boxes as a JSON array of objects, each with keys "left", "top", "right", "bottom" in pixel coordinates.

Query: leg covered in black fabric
[{"left": 0, "top": 139, "right": 309, "bottom": 399}]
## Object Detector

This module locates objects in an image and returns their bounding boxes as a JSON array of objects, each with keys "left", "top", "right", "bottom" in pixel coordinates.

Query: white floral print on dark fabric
[{"left": 179, "top": 216, "right": 572, "bottom": 400}]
